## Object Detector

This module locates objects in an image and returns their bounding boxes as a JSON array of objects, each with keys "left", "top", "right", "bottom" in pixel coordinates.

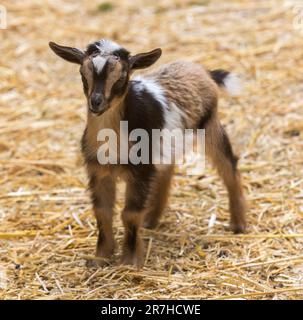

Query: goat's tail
[{"left": 209, "top": 69, "right": 242, "bottom": 97}]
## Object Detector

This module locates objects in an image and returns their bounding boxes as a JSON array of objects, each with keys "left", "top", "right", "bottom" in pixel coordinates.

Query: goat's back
[{"left": 145, "top": 61, "right": 219, "bottom": 129}]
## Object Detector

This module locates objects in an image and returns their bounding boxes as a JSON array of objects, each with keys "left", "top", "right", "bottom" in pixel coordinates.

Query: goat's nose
[{"left": 91, "top": 94, "right": 103, "bottom": 109}]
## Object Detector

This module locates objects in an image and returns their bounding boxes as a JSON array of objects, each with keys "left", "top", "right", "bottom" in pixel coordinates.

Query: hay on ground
[{"left": 0, "top": 0, "right": 302, "bottom": 299}]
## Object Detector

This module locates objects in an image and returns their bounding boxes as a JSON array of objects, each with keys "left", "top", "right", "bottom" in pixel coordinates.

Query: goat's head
[{"left": 49, "top": 39, "right": 162, "bottom": 115}]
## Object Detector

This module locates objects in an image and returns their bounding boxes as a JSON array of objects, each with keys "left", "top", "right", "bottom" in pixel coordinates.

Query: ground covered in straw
[{"left": 0, "top": 0, "right": 302, "bottom": 299}]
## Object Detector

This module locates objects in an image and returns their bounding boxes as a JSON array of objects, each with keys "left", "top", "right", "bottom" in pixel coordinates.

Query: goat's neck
[
  {"left": 84, "top": 97, "right": 126, "bottom": 161},
  {"left": 86, "top": 101, "right": 124, "bottom": 135}
]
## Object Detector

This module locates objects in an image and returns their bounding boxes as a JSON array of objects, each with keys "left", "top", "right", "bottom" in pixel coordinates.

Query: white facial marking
[
  {"left": 96, "top": 39, "right": 122, "bottom": 54},
  {"left": 92, "top": 56, "right": 106, "bottom": 74}
]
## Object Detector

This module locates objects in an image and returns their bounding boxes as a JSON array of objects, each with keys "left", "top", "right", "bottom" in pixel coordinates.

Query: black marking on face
[
  {"left": 113, "top": 48, "right": 130, "bottom": 60},
  {"left": 82, "top": 42, "right": 132, "bottom": 108},
  {"left": 92, "top": 58, "right": 109, "bottom": 96},
  {"left": 81, "top": 73, "right": 89, "bottom": 96},
  {"left": 86, "top": 42, "right": 101, "bottom": 56},
  {"left": 109, "top": 67, "right": 129, "bottom": 99}
]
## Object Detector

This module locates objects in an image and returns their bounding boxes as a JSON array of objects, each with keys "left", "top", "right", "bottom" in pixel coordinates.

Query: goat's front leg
[
  {"left": 121, "top": 171, "right": 152, "bottom": 268},
  {"left": 87, "top": 172, "right": 116, "bottom": 267}
]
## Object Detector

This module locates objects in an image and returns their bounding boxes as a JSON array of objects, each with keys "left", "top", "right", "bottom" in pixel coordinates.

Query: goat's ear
[
  {"left": 49, "top": 42, "right": 84, "bottom": 65},
  {"left": 129, "top": 48, "right": 162, "bottom": 70}
]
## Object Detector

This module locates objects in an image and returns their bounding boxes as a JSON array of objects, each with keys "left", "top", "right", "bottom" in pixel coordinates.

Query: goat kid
[{"left": 49, "top": 39, "right": 247, "bottom": 268}]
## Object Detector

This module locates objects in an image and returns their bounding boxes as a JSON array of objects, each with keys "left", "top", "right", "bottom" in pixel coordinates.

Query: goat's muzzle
[{"left": 89, "top": 93, "right": 107, "bottom": 115}]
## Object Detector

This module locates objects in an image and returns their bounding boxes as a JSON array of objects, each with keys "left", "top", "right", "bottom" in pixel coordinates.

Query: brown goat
[{"left": 49, "top": 39, "right": 247, "bottom": 268}]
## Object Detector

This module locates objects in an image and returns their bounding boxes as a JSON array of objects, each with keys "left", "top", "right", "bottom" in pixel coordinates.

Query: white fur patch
[
  {"left": 134, "top": 76, "right": 167, "bottom": 110},
  {"left": 165, "top": 102, "right": 185, "bottom": 130},
  {"left": 133, "top": 76, "right": 185, "bottom": 167},
  {"left": 96, "top": 39, "right": 121, "bottom": 54},
  {"left": 223, "top": 73, "right": 243, "bottom": 97},
  {"left": 92, "top": 56, "right": 107, "bottom": 74},
  {"left": 133, "top": 76, "right": 184, "bottom": 130}
]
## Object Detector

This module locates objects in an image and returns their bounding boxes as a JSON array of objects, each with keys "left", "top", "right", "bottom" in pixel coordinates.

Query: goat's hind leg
[{"left": 206, "top": 119, "right": 247, "bottom": 233}]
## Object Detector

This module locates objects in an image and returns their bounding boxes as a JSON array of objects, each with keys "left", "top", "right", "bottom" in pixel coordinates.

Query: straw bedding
[{"left": 0, "top": 0, "right": 302, "bottom": 299}]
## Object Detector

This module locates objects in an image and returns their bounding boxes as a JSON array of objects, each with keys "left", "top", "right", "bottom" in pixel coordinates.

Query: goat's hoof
[
  {"left": 121, "top": 254, "right": 143, "bottom": 269},
  {"left": 230, "top": 221, "right": 246, "bottom": 234},
  {"left": 86, "top": 257, "right": 109, "bottom": 268},
  {"left": 143, "top": 219, "right": 158, "bottom": 229}
]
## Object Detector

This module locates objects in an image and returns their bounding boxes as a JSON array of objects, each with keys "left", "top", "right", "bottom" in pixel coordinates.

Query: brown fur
[
  {"left": 144, "top": 61, "right": 247, "bottom": 231},
  {"left": 49, "top": 40, "right": 247, "bottom": 268},
  {"left": 80, "top": 58, "right": 94, "bottom": 96},
  {"left": 86, "top": 175, "right": 116, "bottom": 267},
  {"left": 104, "top": 60, "right": 123, "bottom": 99},
  {"left": 149, "top": 61, "right": 219, "bottom": 128},
  {"left": 81, "top": 61, "right": 247, "bottom": 268},
  {"left": 205, "top": 117, "right": 247, "bottom": 233},
  {"left": 144, "top": 165, "right": 174, "bottom": 229}
]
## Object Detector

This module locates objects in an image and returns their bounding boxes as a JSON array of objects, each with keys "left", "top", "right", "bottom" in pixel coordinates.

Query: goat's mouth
[{"left": 89, "top": 107, "right": 108, "bottom": 116}]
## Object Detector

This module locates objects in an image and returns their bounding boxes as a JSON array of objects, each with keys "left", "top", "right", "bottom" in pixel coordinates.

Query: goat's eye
[{"left": 112, "top": 73, "right": 127, "bottom": 93}]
